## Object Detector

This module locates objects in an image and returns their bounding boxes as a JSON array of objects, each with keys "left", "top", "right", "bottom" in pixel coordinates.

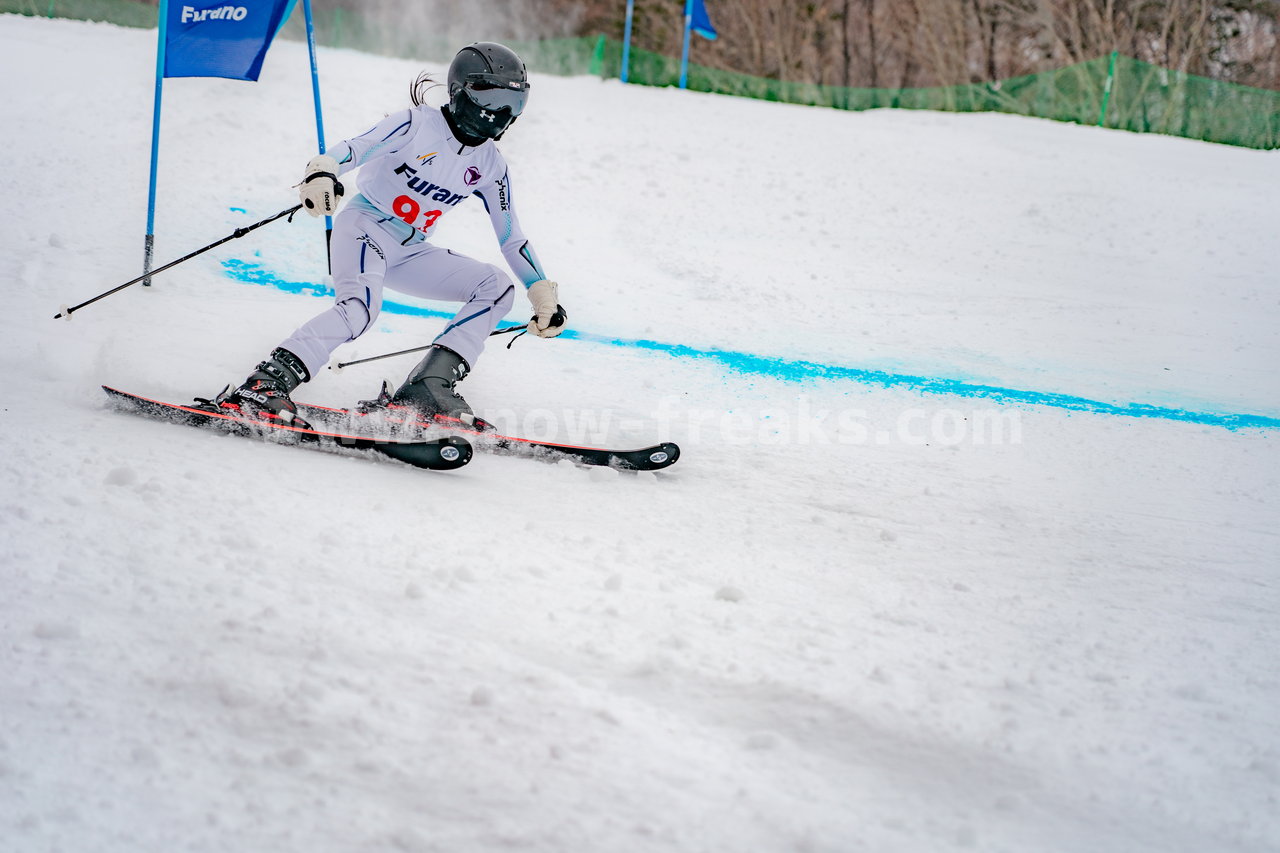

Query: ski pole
[
  {"left": 55, "top": 204, "right": 304, "bottom": 320},
  {"left": 331, "top": 325, "right": 527, "bottom": 371}
]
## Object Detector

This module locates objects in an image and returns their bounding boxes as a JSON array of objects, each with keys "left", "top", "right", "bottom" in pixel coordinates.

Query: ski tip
[
  {"left": 614, "top": 442, "right": 680, "bottom": 471},
  {"left": 641, "top": 442, "right": 680, "bottom": 470}
]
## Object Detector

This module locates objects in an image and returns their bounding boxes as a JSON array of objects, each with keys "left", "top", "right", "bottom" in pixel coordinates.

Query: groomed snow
[{"left": 1, "top": 14, "right": 1278, "bottom": 853}]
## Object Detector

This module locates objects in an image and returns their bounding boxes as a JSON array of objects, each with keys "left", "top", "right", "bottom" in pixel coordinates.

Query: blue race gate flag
[
  {"left": 679, "top": 0, "right": 716, "bottom": 88},
  {"left": 144, "top": 0, "right": 313, "bottom": 287},
  {"left": 164, "top": 0, "right": 296, "bottom": 81},
  {"left": 691, "top": 0, "right": 717, "bottom": 40}
]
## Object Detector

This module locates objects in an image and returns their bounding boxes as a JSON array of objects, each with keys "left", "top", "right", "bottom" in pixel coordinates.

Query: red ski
[{"left": 102, "top": 386, "right": 472, "bottom": 471}]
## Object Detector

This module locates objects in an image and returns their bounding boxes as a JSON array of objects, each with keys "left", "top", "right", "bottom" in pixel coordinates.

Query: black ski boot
[
  {"left": 391, "top": 345, "right": 479, "bottom": 427},
  {"left": 224, "top": 347, "right": 311, "bottom": 428}
]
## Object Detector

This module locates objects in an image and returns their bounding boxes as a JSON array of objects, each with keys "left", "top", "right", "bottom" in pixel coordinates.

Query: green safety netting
[
  {"left": 594, "top": 42, "right": 1280, "bottom": 150},
  {"left": 7, "top": 0, "right": 1277, "bottom": 149},
  {"left": 3, "top": 0, "right": 156, "bottom": 27}
]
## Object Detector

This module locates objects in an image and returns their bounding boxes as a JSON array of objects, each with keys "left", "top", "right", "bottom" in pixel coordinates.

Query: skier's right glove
[
  {"left": 526, "top": 279, "right": 567, "bottom": 338},
  {"left": 299, "top": 155, "right": 344, "bottom": 217}
]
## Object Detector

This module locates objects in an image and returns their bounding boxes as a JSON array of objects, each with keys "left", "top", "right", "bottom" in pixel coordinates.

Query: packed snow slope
[{"left": 2, "top": 14, "right": 1278, "bottom": 853}]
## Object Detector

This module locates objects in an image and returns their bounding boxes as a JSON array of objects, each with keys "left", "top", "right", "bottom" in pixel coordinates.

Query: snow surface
[{"left": 2, "top": 14, "right": 1279, "bottom": 853}]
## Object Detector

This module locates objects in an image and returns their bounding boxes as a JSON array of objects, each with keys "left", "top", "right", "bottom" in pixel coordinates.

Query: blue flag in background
[
  {"left": 164, "top": 0, "right": 297, "bottom": 81},
  {"left": 691, "top": 0, "right": 716, "bottom": 40}
]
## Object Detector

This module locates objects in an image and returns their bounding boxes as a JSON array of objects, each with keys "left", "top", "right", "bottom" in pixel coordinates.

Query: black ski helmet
[{"left": 447, "top": 42, "right": 530, "bottom": 142}]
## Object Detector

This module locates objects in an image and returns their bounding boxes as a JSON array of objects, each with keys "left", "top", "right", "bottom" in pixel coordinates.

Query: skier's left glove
[
  {"left": 299, "top": 154, "right": 344, "bottom": 217},
  {"left": 526, "top": 279, "right": 567, "bottom": 338}
]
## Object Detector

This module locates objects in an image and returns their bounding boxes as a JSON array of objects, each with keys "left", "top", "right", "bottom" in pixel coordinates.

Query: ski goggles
[{"left": 461, "top": 73, "right": 530, "bottom": 116}]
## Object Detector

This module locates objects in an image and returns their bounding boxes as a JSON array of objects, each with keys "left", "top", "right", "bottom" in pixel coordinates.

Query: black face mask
[
  {"left": 442, "top": 105, "right": 487, "bottom": 148},
  {"left": 448, "top": 87, "right": 519, "bottom": 143}
]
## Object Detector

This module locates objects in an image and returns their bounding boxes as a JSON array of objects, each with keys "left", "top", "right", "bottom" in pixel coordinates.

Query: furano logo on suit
[{"left": 181, "top": 5, "right": 249, "bottom": 23}]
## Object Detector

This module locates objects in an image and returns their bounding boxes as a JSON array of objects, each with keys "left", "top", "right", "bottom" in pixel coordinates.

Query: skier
[{"left": 222, "top": 42, "right": 565, "bottom": 429}]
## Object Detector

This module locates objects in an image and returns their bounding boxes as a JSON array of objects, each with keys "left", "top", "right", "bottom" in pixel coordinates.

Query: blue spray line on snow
[{"left": 221, "top": 258, "right": 1280, "bottom": 432}]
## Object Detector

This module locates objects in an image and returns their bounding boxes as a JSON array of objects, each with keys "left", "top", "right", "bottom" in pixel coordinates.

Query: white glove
[
  {"left": 526, "top": 279, "right": 567, "bottom": 338},
  {"left": 299, "top": 155, "right": 344, "bottom": 217}
]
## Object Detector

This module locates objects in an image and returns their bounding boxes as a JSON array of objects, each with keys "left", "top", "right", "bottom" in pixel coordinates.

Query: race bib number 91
[{"left": 393, "top": 195, "right": 443, "bottom": 233}]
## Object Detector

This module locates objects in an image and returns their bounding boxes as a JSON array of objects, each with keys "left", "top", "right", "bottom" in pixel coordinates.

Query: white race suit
[{"left": 279, "top": 105, "right": 547, "bottom": 376}]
